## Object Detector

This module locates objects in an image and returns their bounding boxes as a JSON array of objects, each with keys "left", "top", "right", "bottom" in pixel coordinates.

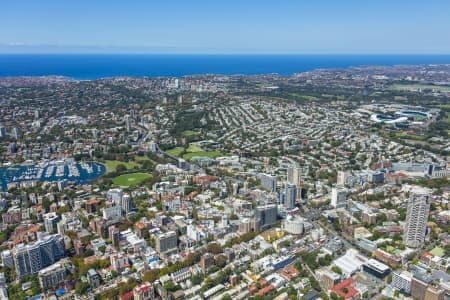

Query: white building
[
  {"left": 187, "top": 225, "right": 206, "bottom": 242},
  {"left": 103, "top": 205, "right": 122, "bottom": 220},
  {"left": 392, "top": 271, "right": 412, "bottom": 294},
  {"left": 333, "top": 249, "right": 367, "bottom": 277},
  {"left": 331, "top": 187, "right": 347, "bottom": 208},
  {"left": 283, "top": 215, "right": 304, "bottom": 235},
  {"left": 403, "top": 190, "right": 430, "bottom": 248},
  {"left": 107, "top": 188, "right": 124, "bottom": 206},
  {"left": 337, "top": 170, "right": 349, "bottom": 186},
  {"left": 287, "top": 165, "right": 302, "bottom": 187}
]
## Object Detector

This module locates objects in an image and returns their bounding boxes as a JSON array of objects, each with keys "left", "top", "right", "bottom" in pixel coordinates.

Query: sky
[{"left": 1, "top": 0, "right": 450, "bottom": 54}]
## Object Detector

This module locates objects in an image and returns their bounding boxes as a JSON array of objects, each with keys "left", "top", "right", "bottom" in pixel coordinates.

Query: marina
[{"left": 0, "top": 160, "right": 106, "bottom": 190}]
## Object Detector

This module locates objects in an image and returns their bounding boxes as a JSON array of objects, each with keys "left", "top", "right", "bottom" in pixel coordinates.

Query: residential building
[
  {"left": 133, "top": 282, "right": 154, "bottom": 300},
  {"left": 87, "top": 268, "right": 101, "bottom": 288},
  {"left": 43, "top": 212, "right": 59, "bottom": 233},
  {"left": 259, "top": 173, "right": 277, "bottom": 192},
  {"left": 38, "top": 260, "right": 68, "bottom": 289},
  {"left": 331, "top": 187, "right": 347, "bottom": 208},
  {"left": 404, "top": 191, "right": 431, "bottom": 248},
  {"left": 285, "top": 183, "right": 297, "bottom": 210},
  {"left": 392, "top": 271, "right": 412, "bottom": 295},
  {"left": 13, "top": 234, "right": 65, "bottom": 278},
  {"left": 155, "top": 231, "right": 177, "bottom": 254}
]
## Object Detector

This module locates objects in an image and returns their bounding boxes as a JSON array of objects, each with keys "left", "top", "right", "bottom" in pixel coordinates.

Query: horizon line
[{"left": 1, "top": 52, "right": 450, "bottom": 56}]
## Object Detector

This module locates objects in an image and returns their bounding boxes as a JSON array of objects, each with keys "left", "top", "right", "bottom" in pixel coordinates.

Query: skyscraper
[
  {"left": 11, "top": 127, "right": 19, "bottom": 140},
  {"left": 255, "top": 204, "right": 278, "bottom": 228},
  {"left": 403, "top": 191, "right": 430, "bottom": 248},
  {"left": 285, "top": 183, "right": 297, "bottom": 210},
  {"left": 287, "top": 165, "right": 302, "bottom": 187},
  {"left": 259, "top": 173, "right": 277, "bottom": 192},
  {"left": 121, "top": 193, "right": 132, "bottom": 214},
  {"left": 337, "top": 170, "right": 349, "bottom": 186},
  {"left": 0, "top": 126, "right": 6, "bottom": 140}
]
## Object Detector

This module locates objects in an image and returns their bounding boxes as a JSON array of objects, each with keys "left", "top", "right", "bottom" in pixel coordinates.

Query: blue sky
[{"left": 1, "top": 0, "right": 450, "bottom": 54}]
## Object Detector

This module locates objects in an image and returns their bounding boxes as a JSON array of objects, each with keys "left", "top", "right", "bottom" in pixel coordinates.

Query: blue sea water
[{"left": 0, "top": 54, "right": 450, "bottom": 79}]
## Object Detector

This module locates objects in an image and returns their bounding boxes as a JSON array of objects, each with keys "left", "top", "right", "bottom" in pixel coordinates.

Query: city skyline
[{"left": 1, "top": 0, "right": 450, "bottom": 54}]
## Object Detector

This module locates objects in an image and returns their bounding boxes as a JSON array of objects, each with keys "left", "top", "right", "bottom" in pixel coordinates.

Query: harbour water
[{"left": 0, "top": 161, "right": 106, "bottom": 190}]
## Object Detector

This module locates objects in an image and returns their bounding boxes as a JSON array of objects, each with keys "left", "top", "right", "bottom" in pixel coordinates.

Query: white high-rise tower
[{"left": 403, "top": 191, "right": 430, "bottom": 248}]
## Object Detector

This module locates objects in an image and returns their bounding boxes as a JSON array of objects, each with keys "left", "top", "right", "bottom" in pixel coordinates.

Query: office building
[
  {"left": 367, "top": 171, "right": 385, "bottom": 184},
  {"left": 13, "top": 234, "right": 65, "bottom": 278},
  {"left": 403, "top": 191, "right": 431, "bottom": 248},
  {"left": 331, "top": 187, "right": 347, "bottom": 208},
  {"left": 155, "top": 231, "right": 177, "bottom": 254},
  {"left": 255, "top": 204, "right": 278, "bottom": 228},
  {"left": 285, "top": 183, "right": 297, "bottom": 210},
  {"left": 362, "top": 259, "right": 390, "bottom": 279},
  {"left": 259, "top": 173, "right": 277, "bottom": 192}
]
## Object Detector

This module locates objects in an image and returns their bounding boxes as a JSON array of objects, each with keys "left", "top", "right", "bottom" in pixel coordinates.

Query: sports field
[
  {"left": 104, "top": 160, "right": 139, "bottom": 173},
  {"left": 112, "top": 172, "right": 152, "bottom": 187}
]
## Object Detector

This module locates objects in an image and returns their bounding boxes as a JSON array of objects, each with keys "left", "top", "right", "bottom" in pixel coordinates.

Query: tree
[
  {"left": 75, "top": 282, "right": 90, "bottom": 295},
  {"left": 216, "top": 255, "right": 227, "bottom": 268},
  {"left": 331, "top": 266, "right": 342, "bottom": 274},
  {"left": 163, "top": 281, "right": 179, "bottom": 292},
  {"left": 116, "top": 164, "right": 127, "bottom": 173},
  {"left": 207, "top": 243, "right": 222, "bottom": 254},
  {"left": 143, "top": 269, "right": 159, "bottom": 283}
]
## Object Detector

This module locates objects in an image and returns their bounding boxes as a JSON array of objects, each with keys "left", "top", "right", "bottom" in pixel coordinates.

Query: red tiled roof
[
  {"left": 120, "top": 291, "right": 133, "bottom": 300},
  {"left": 256, "top": 284, "right": 274, "bottom": 296},
  {"left": 331, "top": 278, "right": 358, "bottom": 299}
]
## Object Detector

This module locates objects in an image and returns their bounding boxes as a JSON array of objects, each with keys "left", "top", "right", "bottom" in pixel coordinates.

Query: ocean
[{"left": 1, "top": 54, "right": 450, "bottom": 79}]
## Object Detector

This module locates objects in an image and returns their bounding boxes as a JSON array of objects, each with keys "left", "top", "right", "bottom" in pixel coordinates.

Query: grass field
[
  {"left": 134, "top": 155, "right": 149, "bottom": 161},
  {"left": 181, "top": 130, "right": 200, "bottom": 138},
  {"left": 430, "top": 247, "right": 444, "bottom": 257},
  {"left": 186, "top": 143, "right": 203, "bottom": 153},
  {"left": 395, "top": 133, "right": 427, "bottom": 141},
  {"left": 166, "top": 147, "right": 185, "bottom": 157},
  {"left": 112, "top": 172, "right": 152, "bottom": 187},
  {"left": 388, "top": 84, "right": 450, "bottom": 93},
  {"left": 105, "top": 160, "right": 140, "bottom": 173},
  {"left": 183, "top": 151, "right": 224, "bottom": 160}
]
